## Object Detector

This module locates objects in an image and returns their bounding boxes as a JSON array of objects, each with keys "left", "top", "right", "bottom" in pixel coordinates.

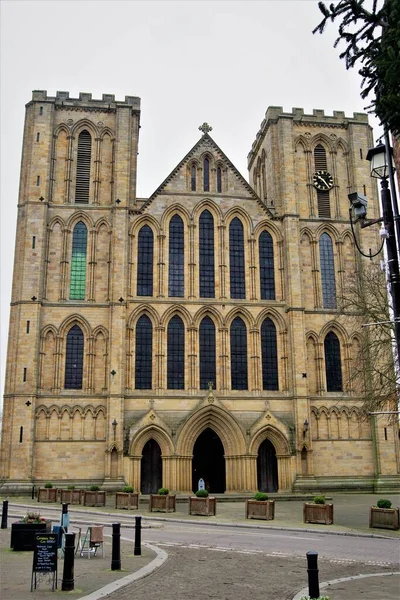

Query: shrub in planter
[
  {"left": 303, "top": 496, "right": 333, "bottom": 525},
  {"left": 189, "top": 490, "right": 216, "bottom": 516},
  {"left": 370, "top": 499, "right": 399, "bottom": 530},
  {"left": 116, "top": 486, "right": 139, "bottom": 510},
  {"left": 89, "top": 485, "right": 100, "bottom": 491},
  {"left": 246, "top": 492, "right": 275, "bottom": 520},
  {"left": 83, "top": 486, "right": 106, "bottom": 507},
  {"left": 44, "top": 482, "right": 53, "bottom": 489},
  {"left": 122, "top": 485, "right": 134, "bottom": 493},
  {"left": 195, "top": 489, "right": 209, "bottom": 498},
  {"left": 11, "top": 512, "right": 52, "bottom": 551},
  {"left": 149, "top": 488, "right": 176, "bottom": 512}
]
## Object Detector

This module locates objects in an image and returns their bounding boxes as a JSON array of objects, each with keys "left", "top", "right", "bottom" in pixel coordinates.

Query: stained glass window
[
  {"left": 261, "top": 318, "right": 278, "bottom": 390},
  {"left": 199, "top": 210, "right": 215, "bottom": 298},
  {"left": 75, "top": 130, "right": 91, "bottom": 203},
  {"left": 137, "top": 225, "right": 154, "bottom": 296},
  {"left": 168, "top": 215, "right": 184, "bottom": 297},
  {"left": 320, "top": 233, "right": 336, "bottom": 308},
  {"left": 259, "top": 231, "right": 275, "bottom": 300},
  {"left": 167, "top": 315, "right": 185, "bottom": 389},
  {"left": 135, "top": 315, "right": 152, "bottom": 389},
  {"left": 200, "top": 316, "right": 216, "bottom": 389},
  {"left": 230, "top": 317, "right": 248, "bottom": 390},
  {"left": 64, "top": 325, "right": 84, "bottom": 389},
  {"left": 324, "top": 331, "right": 342, "bottom": 391},
  {"left": 203, "top": 157, "right": 210, "bottom": 192},
  {"left": 70, "top": 221, "right": 87, "bottom": 300},
  {"left": 229, "top": 218, "right": 245, "bottom": 299}
]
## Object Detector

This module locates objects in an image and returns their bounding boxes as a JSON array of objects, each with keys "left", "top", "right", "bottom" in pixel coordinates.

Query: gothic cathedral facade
[{"left": 1, "top": 91, "right": 399, "bottom": 494}]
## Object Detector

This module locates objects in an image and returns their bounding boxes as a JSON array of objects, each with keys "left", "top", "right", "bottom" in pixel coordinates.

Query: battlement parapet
[{"left": 29, "top": 90, "right": 140, "bottom": 110}]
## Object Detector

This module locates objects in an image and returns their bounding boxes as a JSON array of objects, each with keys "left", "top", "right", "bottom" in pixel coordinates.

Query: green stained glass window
[{"left": 70, "top": 221, "right": 87, "bottom": 299}]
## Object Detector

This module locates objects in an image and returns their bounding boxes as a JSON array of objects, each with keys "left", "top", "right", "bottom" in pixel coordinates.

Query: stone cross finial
[
  {"left": 208, "top": 381, "right": 214, "bottom": 390},
  {"left": 199, "top": 122, "right": 213, "bottom": 134}
]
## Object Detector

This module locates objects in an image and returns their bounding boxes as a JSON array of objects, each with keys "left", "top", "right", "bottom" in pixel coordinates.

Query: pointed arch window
[
  {"left": 320, "top": 233, "right": 336, "bottom": 308},
  {"left": 203, "top": 157, "right": 210, "bottom": 192},
  {"left": 324, "top": 331, "right": 342, "bottom": 391},
  {"left": 199, "top": 210, "right": 215, "bottom": 298},
  {"left": 261, "top": 318, "right": 278, "bottom": 390},
  {"left": 259, "top": 231, "right": 275, "bottom": 300},
  {"left": 314, "top": 144, "right": 331, "bottom": 218},
  {"left": 229, "top": 218, "right": 246, "bottom": 299},
  {"left": 137, "top": 225, "right": 154, "bottom": 296},
  {"left": 135, "top": 315, "right": 152, "bottom": 389},
  {"left": 70, "top": 221, "right": 87, "bottom": 300},
  {"left": 167, "top": 315, "right": 184, "bottom": 389},
  {"left": 168, "top": 215, "right": 184, "bottom": 297},
  {"left": 230, "top": 317, "right": 248, "bottom": 390},
  {"left": 199, "top": 316, "right": 216, "bottom": 389},
  {"left": 65, "top": 325, "right": 84, "bottom": 389},
  {"left": 191, "top": 164, "right": 196, "bottom": 191},
  {"left": 75, "top": 130, "right": 91, "bottom": 203},
  {"left": 217, "top": 167, "right": 222, "bottom": 193}
]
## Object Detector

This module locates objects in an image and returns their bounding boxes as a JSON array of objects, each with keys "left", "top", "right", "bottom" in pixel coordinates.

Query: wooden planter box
[
  {"left": 189, "top": 496, "right": 217, "bottom": 516},
  {"left": 115, "top": 492, "right": 139, "bottom": 510},
  {"left": 303, "top": 502, "right": 334, "bottom": 525},
  {"left": 83, "top": 490, "right": 106, "bottom": 507},
  {"left": 60, "top": 489, "right": 84, "bottom": 505},
  {"left": 10, "top": 521, "right": 52, "bottom": 551},
  {"left": 37, "top": 488, "right": 58, "bottom": 503},
  {"left": 246, "top": 499, "right": 275, "bottom": 520},
  {"left": 369, "top": 506, "right": 399, "bottom": 530},
  {"left": 149, "top": 494, "right": 176, "bottom": 513}
]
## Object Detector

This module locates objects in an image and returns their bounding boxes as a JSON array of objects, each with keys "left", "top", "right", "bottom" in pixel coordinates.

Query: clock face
[{"left": 313, "top": 170, "right": 333, "bottom": 191}]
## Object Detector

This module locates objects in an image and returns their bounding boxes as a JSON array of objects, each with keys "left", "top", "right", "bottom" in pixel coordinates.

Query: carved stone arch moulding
[{"left": 129, "top": 425, "right": 174, "bottom": 457}]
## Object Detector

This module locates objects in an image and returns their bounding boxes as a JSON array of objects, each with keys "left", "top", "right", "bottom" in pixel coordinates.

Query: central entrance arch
[
  {"left": 141, "top": 439, "right": 162, "bottom": 494},
  {"left": 257, "top": 438, "right": 278, "bottom": 492},
  {"left": 192, "top": 428, "right": 226, "bottom": 493}
]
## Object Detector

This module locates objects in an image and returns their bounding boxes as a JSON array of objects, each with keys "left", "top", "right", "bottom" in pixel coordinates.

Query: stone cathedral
[{"left": 1, "top": 90, "right": 399, "bottom": 495}]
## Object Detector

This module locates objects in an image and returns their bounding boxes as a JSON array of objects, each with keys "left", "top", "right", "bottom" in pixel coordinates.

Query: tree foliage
[
  {"left": 338, "top": 261, "right": 398, "bottom": 419},
  {"left": 313, "top": 0, "right": 400, "bottom": 136}
]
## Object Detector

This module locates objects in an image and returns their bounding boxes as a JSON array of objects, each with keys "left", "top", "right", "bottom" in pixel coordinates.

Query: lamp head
[
  {"left": 348, "top": 192, "right": 368, "bottom": 221},
  {"left": 366, "top": 143, "right": 395, "bottom": 179}
]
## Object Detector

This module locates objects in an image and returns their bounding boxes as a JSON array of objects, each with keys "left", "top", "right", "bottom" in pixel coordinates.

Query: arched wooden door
[
  {"left": 141, "top": 439, "right": 162, "bottom": 494},
  {"left": 192, "top": 428, "right": 226, "bottom": 493},
  {"left": 257, "top": 439, "right": 278, "bottom": 492}
]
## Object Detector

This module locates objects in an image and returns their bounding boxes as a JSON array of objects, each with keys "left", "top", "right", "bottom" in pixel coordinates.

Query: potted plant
[
  {"left": 149, "top": 487, "right": 176, "bottom": 512},
  {"left": 60, "top": 485, "right": 83, "bottom": 505},
  {"left": 189, "top": 489, "right": 217, "bottom": 516},
  {"left": 115, "top": 485, "right": 139, "bottom": 510},
  {"left": 246, "top": 492, "right": 275, "bottom": 520},
  {"left": 369, "top": 498, "right": 399, "bottom": 530},
  {"left": 37, "top": 482, "right": 58, "bottom": 503},
  {"left": 303, "top": 495, "right": 334, "bottom": 525},
  {"left": 10, "top": 511, "right": 52, "bottom": 551},
  {"left": 83, "top": 485, "right": 106, "bottom": 507}
]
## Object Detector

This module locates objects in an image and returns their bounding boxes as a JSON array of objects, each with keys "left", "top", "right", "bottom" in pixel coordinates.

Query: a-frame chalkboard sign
[{"left": 31, "top": 533, "right": 57, "bottom": 591}]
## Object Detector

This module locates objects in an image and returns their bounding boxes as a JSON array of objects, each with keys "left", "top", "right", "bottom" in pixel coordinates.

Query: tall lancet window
[
  {"left": 70, "top": 221, "right": 87, "bottom": 300},
  {"left": 261, "top": 318, "right": 278, "bottom": 390},
  {"left": 168, "top": 215, "right": 184, "bottom": 297},
  {"left": 199, "top": 210, "right": 215, "bottom": 298},
  {"left": 167, "top": 315, "right": 185, "bottom": 389},
  {"left": 137, "top": 225, "right": 154, "bottom": 296},
  {"left": 75, "top": 130, "right": 91, "bottom": 203},
  {"left": 324, "top": 331, "right": 343, "bottom": 391},
  {"left": 135, "top": 315, "right": 152, "bottom": 389},
  {"left": 230, "top": 317, "right": 248, "bottom": 390},
  {"left": 203, "top": 157, "right": 210, "bottom": 192},
  {"left": 217, "top": 167, "right": 222, "bottom": 193},
  {"left": 320, "top": 233, "right": 336, "bottom": 308},
  {"left": 191, "top": 164, "right": 196, "bottom": 191},
  {"left": 64, "top": 325, "right": 84, "bottom": 389},
  {"left": 259, "top": 231, "right": 275, "bottom": 300},
  {"left": 199, "top": 316, "right": 216, "bottom": 389},
  {"left": 229, "top": 218, "right": 245, "bottom": 299}
]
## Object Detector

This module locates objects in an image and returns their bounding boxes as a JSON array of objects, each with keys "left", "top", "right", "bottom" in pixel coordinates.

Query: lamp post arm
[{"left": 384, "top": 128, "right": 400, "bottom": 258}]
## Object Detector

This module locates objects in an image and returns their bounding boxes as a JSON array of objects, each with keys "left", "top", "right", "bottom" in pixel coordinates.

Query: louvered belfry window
[
  {"left": 75, "top": 130, "right": 91, "bottom": 203},
  {"left": 314, "top": 144, "right": 330, "bottom": 218}
]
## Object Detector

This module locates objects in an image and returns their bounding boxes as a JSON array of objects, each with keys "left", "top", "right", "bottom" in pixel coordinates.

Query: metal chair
[{"left": 79, "top": 525, "right": 104, "bottom": 558}]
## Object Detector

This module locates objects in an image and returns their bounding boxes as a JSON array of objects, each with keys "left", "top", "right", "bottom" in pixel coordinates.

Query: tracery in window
[
  {"left": 167, "top": 315, "right": 185, "bottom": 389},
  {"left": 319, "top": 232, "right": 336, "bottom": 308},
  {"left": 229, "top": 218, "right": 245, "bottom": 299},
  {"left": 168, "top": 215, "right": 184, "bottom": 297},
  {"left": 203, "top": 157, "right": 210, "bottom": 192},
  {"left": 259, "top": 231, "right": 275, "bottom": 300},
  {"left": 70, "top": 221, "right": 87, "bottom": 300},
  {"left": 261, "top": 318, "right": 278, "bottom": 390},
  {"left": 324, "top": 331, "right": 343, "bottom": 391},
  {"left": 75, "top": 130, "right": 91, "bottom": 203},
  {"left": 230, "top": 317, "right": 248, "bottom": 390},
  {"left": 64, "top": 325, "right": 84, "bottom": 389},
  {"left": 199, "top": 316, "right": 216, "bottom": 389},
  {"left": 135, "top": 315, "right": 152, "bottom": 389},
  {"left": 199, "top": 210, "right": 215, "bottom": 298},
  {"left": 137, "top": 225, "right": 154, "bottom": 296}
]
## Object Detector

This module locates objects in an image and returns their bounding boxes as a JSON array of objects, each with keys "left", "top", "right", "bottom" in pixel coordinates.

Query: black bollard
[
  {"left": 1, "top": 500, "right": 8, "bottom": 529},
  {"left": 61, "top": 503, "right": 69, "bottom": 532},
  {"left": 134, "top": 516, "right": 142, "bottom": 556},
  {"left": 306, "top": 551, "right": 320, "bottom": 600},
  {"left": 111, "top": 522, "right": 121, "bottom": 571},
  {"left": 31, "top": 486, "right": 35, "bottom": 500},
  {"left": 61, "top": 532, "right": 75, "bottom": 591}
]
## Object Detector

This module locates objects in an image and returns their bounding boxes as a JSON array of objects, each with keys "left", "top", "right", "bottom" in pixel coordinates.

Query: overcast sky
[{"left": 0, "top": 0, "right": 381, "bottom": 408}]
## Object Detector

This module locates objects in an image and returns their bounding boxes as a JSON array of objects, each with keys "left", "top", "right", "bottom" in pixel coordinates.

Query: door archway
[
  {"left": 141, "top": 439, "right": 162, "bottom": 494},
  {"left": 257, "top": 438, "right": 278, "bottom": 492},
  {"left": 192, "top": 428, "right": 226, "bottom": 493}
]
